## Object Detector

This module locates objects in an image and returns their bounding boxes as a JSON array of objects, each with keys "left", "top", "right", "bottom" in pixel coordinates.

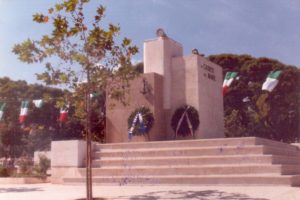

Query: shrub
[
  {"left": 0, "top": 166, "right": 9, "bottom": 177},
  {"left": 16, "top": 157, "right": 33, "bottom": 175},
  {"left": 33, "top": 155, "right": 50, "bottom": 178}
]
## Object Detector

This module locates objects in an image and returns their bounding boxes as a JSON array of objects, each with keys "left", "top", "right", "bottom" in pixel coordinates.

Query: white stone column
[{"left": 144, "top": 36, "right": 183, "bottom": 109}]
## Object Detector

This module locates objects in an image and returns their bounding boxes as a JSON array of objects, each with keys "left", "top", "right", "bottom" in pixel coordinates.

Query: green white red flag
[
  {"left": 19, "top": 100, "right": 29, "bottom": 123},
  {"left": 262, "top": 71, "right": 282, "bottom": 92},
  {"left": 32, "top": 99, "right": 43, "bottom": 108},
  {"left": 89, "top": 92, "right": 99, "bottom": 99},
  {"left": 223, "top": 72, "right": 238, "bottom": 96},
  {"left": 59, "top": 107, "right": 68, "bottom": 122},
  {"left": 0, "top": 102, "right": 6, "bottom": 121}
]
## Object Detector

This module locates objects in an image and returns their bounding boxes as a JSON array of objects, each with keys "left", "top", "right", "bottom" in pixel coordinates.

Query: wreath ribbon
[
  {"left": 128, "top": 112, "right": 146, "bottom": 140},
  {"left": 175, "top": 106, "right": 194, "bottom": 138}
]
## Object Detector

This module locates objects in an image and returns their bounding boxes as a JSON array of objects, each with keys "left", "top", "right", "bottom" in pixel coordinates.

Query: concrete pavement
[{"left": 0, "top": 184, "right": 300, "bottom": 200}]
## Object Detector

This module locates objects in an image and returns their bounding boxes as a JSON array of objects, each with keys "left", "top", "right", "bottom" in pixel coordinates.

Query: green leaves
[
  {"left": 256, "top": 93, "right": 270, "bottom": 119},
  {"left": 71, "top": 52, "right": 88, "bottom": 65},
  {"left": 108, "top": 23, "right": 120, "bottom": 34},
  {"left": 55, "top": 4, "right": 63, "bottom": 11},
  {"left": 127, "top": 46, "right": 138, "bottom": 55},
  {"left": 53, "top": 16, "right": 68, "bottom": 38},
  {"left": 12, "top": 39, "right": 42, "bottom": 63},
  {"left": 209, "top": 54, "right": 300, "bottom": 142},
  {"left": 63, "top": 0, "right": 78, "bottom": 12},
  {"left": 39, "top": 35, "right": 50, "bottom": 47},
  {"left": 33, "top": 13, "right": 49, "bottom": 23},
  {"left": 36, "top": 72, "right": 51, "bottom": 85},
  {"left": 95, "top": 5, "right": 105, "bottom": 23},
  {"left": 122, "top": 37, "right": 131, "bottom": 47},
  {"left": 55, "top": 0, "right": 90, "bottom": 13}
]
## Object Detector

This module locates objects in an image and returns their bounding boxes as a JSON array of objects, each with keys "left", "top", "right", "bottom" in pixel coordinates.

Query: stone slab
[{"left": 51, "top": 140, "right": 86, "bottom": 168}]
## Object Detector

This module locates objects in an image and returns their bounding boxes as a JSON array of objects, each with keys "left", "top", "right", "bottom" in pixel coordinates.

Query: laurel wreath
[
  {"left": 171, "top": 105, "right": 200, "bottom": 137},
  {"left": 127, "top": 107, "right": 154, "bottom": 136}
]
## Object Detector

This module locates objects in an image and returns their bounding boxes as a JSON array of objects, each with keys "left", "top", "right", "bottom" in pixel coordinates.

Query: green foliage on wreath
[
  {"left": 171, "top": 105, "right": 200, "bottom": 137},
  {"left": 127, "top": 107, "right": 154, "bottom": 136}
]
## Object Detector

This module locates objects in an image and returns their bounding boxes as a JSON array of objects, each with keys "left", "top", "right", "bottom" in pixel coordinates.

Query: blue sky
[{"left": 0, "top": 0, "right": 300, "bottom": 84}]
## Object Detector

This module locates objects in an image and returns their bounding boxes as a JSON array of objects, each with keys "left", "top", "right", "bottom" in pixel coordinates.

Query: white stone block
[{"left": 51, "top": 140, "right": 86, "bottom": 167}]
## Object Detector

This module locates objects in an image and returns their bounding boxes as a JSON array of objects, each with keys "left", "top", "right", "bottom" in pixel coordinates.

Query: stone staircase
[{"left": 63, "top": 137, "right": 300, "bottom": 186}]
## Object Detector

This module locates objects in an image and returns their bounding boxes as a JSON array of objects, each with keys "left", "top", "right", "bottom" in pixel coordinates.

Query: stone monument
[{"left": 106, "top": 29, "right": 224, "bottom": 143}]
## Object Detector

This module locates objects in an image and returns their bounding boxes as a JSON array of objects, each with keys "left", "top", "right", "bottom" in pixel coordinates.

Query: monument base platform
[{"left": 53, "top": 137, "right": 300, "bottom": 186}]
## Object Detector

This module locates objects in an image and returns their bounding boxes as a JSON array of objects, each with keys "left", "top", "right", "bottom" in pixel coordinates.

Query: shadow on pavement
[
  {"left": 116, "top": 190, "right": 270, "bottom": 200},
  {"left": 0, "top": 187, "right": 44, "bottom": 193}
]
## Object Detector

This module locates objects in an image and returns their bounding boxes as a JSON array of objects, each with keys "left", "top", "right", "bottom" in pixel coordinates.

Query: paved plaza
[{"left": 0, "top": 184, "right": 300, "bottom": 200}]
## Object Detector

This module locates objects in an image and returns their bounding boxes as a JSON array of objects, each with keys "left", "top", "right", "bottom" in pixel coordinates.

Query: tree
[
  {"left": 133, "top": 62, "right": 144, "bottom": 74},
  {"left": 12, "top": 1, "right": 138, "bottom": 199},
  {"left": 0, "top": 77, "right": 76, "bottom": 158},
  {"left": 12, "top": 0, "right": 138, "bottom": 139},
  {"left": 13, "top": 0, "right": 138, "bottom": 94},
  {"left": 208, "top": 54, "right": 300, "bottom": 142}
]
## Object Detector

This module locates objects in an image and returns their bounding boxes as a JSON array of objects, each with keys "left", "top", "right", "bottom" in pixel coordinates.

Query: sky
[{"left": 0, "top": 0, "right": 300, "bottom": 84}]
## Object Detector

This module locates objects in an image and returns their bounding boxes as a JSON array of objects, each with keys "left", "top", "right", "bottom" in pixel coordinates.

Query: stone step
[
  {"left": 94, "top": 145, "right": 263, "bottom": 158},
  {"left": 92, "top": 155, "right": 300, "bottom": 167},
  {"left": 272, "top": 155, "right": 300, "bottom": 165},
  {"left": 63, "top": 174, "right": 300, "bottom": 186},
  {"left": 94, "top": 137, "right": 298, "bottom": 152},
  {"left": 94, "top": 137, "right": 257, "bottom": 150},
  {"left": 58, "top": 137, "right": 300, "bottom": 186},
  {"left": 77, "top": 164, "right": 300, "bottom": 176},
  {"left": 263, "top": 146, "right": 300, "bottom": 156},
  {"left": 94, "top": 145, "right": 300, "bottom": 158},
  {"left": 256, "top": 138, "right": 299, "bottom": 151}
]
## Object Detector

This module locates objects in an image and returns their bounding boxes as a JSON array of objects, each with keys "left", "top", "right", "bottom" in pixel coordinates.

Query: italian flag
[
  {"left": 0, "top": 102, "right": 6, "bottom": 121},
  {"left": 59, "top": 107, "right": 68, "bottom": 122},
  {"left": 262, "top": 71, "right": 282, "bottom": 92},
  {"left": 32, "top": 99, "right": 43, "bottom": 108},
  {"left": 19, "top": 100, "right": 29, "bottom": 123},
  {"left": 223, "top": 72, "right": 238, "bottom": 96},
  {"left": 89, "top": 92, "right": 99, "bottom": 98}
]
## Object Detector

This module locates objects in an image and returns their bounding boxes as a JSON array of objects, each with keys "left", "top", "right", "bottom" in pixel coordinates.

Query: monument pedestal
[{"left": 106, "top": 31, "right": 224, "bottom": 143}]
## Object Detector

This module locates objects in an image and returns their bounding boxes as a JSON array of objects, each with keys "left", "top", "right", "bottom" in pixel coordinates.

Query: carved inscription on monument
[{"left": 201, "top": 63, "right": 216, "bottom": 81}]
